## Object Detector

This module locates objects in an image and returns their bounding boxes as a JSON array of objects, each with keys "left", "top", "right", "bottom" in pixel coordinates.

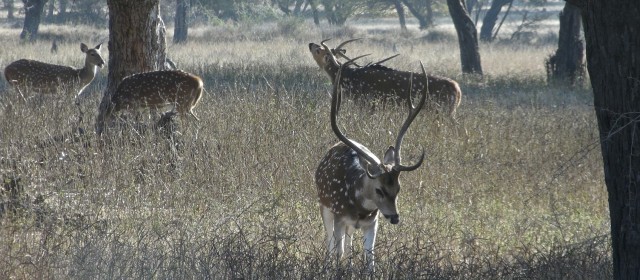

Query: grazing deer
[
  {"left": 4, "top": 43, "right": 105, "bottom": 98},
  {"left": 315, "top": 59, "right": 427, "bottom": 271},
  {"left": 309, "top": 39, "right": 461, "bottom": 120},
  {"left": 95, "top": 70, "right": 204, "bottom": 135}
]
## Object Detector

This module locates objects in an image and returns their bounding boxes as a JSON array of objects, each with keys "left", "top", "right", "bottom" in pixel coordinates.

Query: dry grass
[{"left": 0, "top": 18, "right": 610, "bottom": 279}]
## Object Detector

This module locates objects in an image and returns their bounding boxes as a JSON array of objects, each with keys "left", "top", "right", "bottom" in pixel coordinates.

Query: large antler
[
  {"left": 393, "top": 62, "right": 428, "bottom": 172},
  {"left": 331, "top": 56, "right": 382, "bottom": 172},
  {"left": 327, "top": 38, "right": 363, "bottom": 67}
]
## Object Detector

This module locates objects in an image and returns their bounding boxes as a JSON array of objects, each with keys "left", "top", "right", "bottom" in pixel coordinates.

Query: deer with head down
[
  {"left": 315, "top": 58, "right": 428, "bottom": 271},
  {"left": 309, "top": 39, "right": 461, "bottom": 120},
  {"left": 95, "top": 70, "right": 204, "bottom": 135},
  {"left": 4, "top": 43, "right": 105, "bottom": 98}
]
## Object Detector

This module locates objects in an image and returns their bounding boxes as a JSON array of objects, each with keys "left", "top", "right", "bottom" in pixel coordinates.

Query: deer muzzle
[{"left": 384, "top": 214, "right": 399, "bottom": 224}]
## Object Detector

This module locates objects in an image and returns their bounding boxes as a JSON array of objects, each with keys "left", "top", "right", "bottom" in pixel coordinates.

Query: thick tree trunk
[
  {"left": 293, "top": 0, "right": 304, "bottom": 15},
  {"left": 20, "top": 0, "right": 46, "bottom": 41},
  {"left": 173, "top": 0, "right": 189, "bottom": 44},
  {"left": 393, "top": 0, "right": 407, "bottom": 31},
  {"left": 4, "top": 0, "right": 15, "bottom": 19},
  {"left": 402, "top": 0, "right": 433, "bottom": 29},
  {"left": 466, "top": 0, "right": 477, "bottom": 14},
  {"left": 46, "top": 0, "right": 53, "bottom": 19},
  {"left": 447, "top": 0, "right": 483, "bottom": 75},
  {"left": 97, "top": 0, "right": 167, "bottom": 133},
  {"left": 309, "top": 0, "right": 320, "bottom": 25},
  {"left": 568, "top": 0, "right": 640, "bottom": 278},
  {"left": 545, "top": 2, "right": 584, "bottom": 87},
  {"left": 479, "top": 0, "right": 511, "bottom": 42}
]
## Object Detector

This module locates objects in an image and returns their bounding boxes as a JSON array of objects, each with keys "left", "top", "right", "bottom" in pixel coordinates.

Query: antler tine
[
  {"left": 331, "top": 56, "right": 381, "bottom": 172},
  {"left": 342, "top": 54, "right": 370, "bottom": 67},
  {"left": 370, "top": 54, "right": 400, "bottom": 66},
  {"left": 320, "top": 38, "right": 332, "bottom": 50},
  {"left": 334, "top": 52, "right": 362, "bottom": 67},
  {"left": 335, "top": 38, "right": 362, "bottom": 51},
  {"left": 334, "top": 38, "right": 363, "bottom": 66},
  {"left": 394, "top": 61, "right": 428, "bottom": 172}
]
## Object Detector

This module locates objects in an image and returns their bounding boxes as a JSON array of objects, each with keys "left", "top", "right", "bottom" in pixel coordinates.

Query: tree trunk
[
  {"left": 173, "top": 0, "right": 189, "bottom": 44},
  {"left": 20, "top": 0, "right": 46, "bottom": 41},
  {"left": 545, "top": 2, "right": 584, "bottom": 87},
  {"left": 58, "top": 0, "right": 66, "bottom": 21},
  {"left": 568, "top": 0, "right": 640, "bottom": 278},
  {"left": 97, "top": 0, "right": 167, "bottom": 133},
  {"left": 393, "top": 0, "right": 407, "bottom": 31},
  {"left": 479, "top": 0, "right": 511, "bottom": 42},
  {"left": 4, "top": 0, "right": 15, "bottom": 19},
  {"left": 293, "top": 0, "right": 304, "bottom": 15},
  {"left": 466, "top": 0, "right": 477, "bottom": 14},
  {"left": 46, "top": 0, "right": 54, "bottom": 19},
  {"left": 447, "top": 0, "right": 483, "bottom": 75},
  {"left": 309, "top": 0, "right": 320, "bottom": 25},
  {"left": 402, "top": 0, "right": 433, "bottom": 29}
]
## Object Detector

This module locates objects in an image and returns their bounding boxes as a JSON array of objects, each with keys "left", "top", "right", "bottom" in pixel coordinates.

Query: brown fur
[
  {"left": 309, "top": 42, "right": 462, "bottom": 119},
  {"left": 96, "top": 70, "right": 204, "bottom": 134},
  {"left": 4, "top": 43, "right": 105, "bottom": 96}
]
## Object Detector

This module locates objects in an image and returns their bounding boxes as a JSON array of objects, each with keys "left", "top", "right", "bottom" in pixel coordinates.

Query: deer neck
[
  {"left": 325, "top": 62, "right": 342, "bottom": 82},
  {"left": 356, "top": 176, "right": 381, "bottom": 212},
  {"left": 78, "top": 60, "right": 99, "bottom": 86}
]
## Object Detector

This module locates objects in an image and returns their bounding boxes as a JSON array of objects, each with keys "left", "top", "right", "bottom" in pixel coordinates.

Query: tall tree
[
  {"left": 392, "top": 0, "right": 407, "bottom": 31},
  {"left": 402, "top": 0, "right": 434, "bottom": 29},
  {"left": 309, "top": 0, "right": 320, "bottom": 25},
  {"left": 545, "top": 2, "right": 584, "bottom": 87},
  {"left": 97, "top": 0, "right": 168, "bottom": 132},
  {"left": 173, "top": 0, "right": 189, "bottom": 43},
  {"left": 4, "top": 0, "right": 15, "bottom": 19},
  {"left": 479, "top": 0, "right": 512, "bottom": 42},
  {"left": 20, "top": 0, "right": 47, "bottom": 41},
  {"left": 568, "top": 0, "right": 640, "bottom": 278},
  {"left": 447, "top": 0, "right": 483, "bottom": 75}
]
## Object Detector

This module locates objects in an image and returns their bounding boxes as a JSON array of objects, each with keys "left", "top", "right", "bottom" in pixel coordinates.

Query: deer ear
[
  {"left": 383, "top": 146, "right": 395, "bottom": 165},
  {"left": 95, "top": 43, "right": 102, "bottom": 50},
  {"left": 81, "top": 43, "right": 88, "bottom": 53}
]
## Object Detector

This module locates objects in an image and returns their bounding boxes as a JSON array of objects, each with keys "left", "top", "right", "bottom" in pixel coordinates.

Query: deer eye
[{"left": 375, "top": 189, "right": 384, "bottom": 197}]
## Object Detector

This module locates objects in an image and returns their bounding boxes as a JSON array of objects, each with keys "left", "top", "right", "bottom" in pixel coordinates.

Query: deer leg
[
  {"left": 333, "top": 219, "right": 347, "bottom": 261},
  {"left": 344, "top": 225, "right": 355, "bottom": 259},
  {"left": 362, "top": 217, "right": 379, "bottom": 272},
  {"left": 320, "top": 206, "right": 336, "bottom": 256}
]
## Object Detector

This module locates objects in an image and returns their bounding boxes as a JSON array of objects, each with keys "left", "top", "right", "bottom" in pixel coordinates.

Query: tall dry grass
[{"left": 0, "top": 19, "right": 609, "bottom": 279}]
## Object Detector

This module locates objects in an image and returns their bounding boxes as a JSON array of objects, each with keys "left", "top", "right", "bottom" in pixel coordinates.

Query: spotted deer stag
[
  {"left": 309, "top": 39, "right": 461, "bottom": 120},
  {"left": 4, "top": 43, "right": 105, "bottom": 98},
  {"left": 315, "top": 59, "right": 427, "bottom": 271},
  {"left": 95, "top": 70, "right": 204, "bottom": 135}
]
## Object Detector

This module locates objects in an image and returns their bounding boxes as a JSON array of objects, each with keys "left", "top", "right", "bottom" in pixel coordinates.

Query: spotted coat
[{"left": 4, "top": 43, "right": 105, "bottom": 97}]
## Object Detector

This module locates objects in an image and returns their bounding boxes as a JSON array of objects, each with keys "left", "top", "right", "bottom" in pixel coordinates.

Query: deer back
[
  {"left": 4, "top": 59, "right": 81, "bottom": 93},
  {"left": 110, "top": 70, "right": 203, "bottom": 114}
]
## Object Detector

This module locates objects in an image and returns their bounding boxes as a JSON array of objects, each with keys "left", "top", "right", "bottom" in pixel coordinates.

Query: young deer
[
  {"left": 309, "top": 39, "right": 461, "bottom": 120},
  {"left": 95, "top": 70, "right": 204, "bottom": 135},
  {"left": 315, "top": 59, "right": 428, "bottom": 271},
  {"left": 4, "top": 43, "right": 105, "bottom": 98}
]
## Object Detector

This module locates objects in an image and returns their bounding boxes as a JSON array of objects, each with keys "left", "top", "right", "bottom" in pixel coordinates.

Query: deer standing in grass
[
  {"left": 95, "top": 70, "right": 204, "bottom": 135},
  {"left": 309, "top": 39, "right": 461, "bottom": 120},
  {"left": 316, "top": 58, "right": 427, "bottom": 271},
  {"left": 4, "top": 43, "right": 105, "bottom": 98}
]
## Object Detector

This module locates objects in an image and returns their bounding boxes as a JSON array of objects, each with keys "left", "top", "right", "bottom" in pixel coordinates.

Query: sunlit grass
[{"left": 0, "top": 18, "right": 609, "bottom": 279}]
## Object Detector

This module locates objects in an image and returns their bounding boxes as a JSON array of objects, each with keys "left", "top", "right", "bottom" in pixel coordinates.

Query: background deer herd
[
  {"left": 0, "top": 19, "right": 610, "bottom": 277},
  {"left": 3, "top": 37, "right": 462, "bottom": 272}
]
